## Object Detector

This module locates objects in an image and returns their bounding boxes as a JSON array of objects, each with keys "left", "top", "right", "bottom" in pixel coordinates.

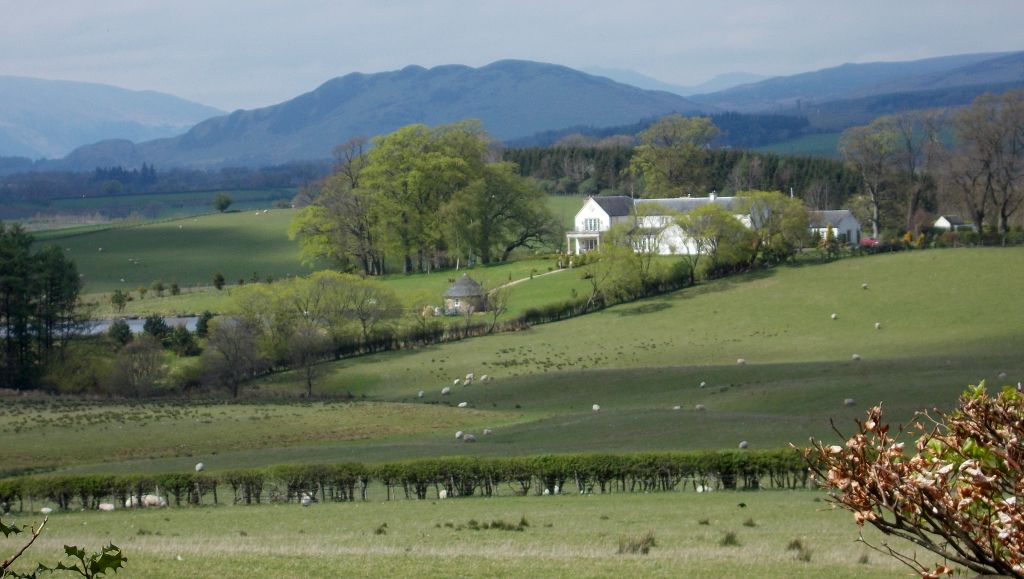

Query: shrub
[
  {"left": 107, "top": 319, "right": 133, "bottom": 347},
  {"left": 719, "top": 531, "right": 740, "bottom": 547}
]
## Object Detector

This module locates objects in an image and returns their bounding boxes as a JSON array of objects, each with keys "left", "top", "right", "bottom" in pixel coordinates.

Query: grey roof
[
  {"left": 809, "top": 210, "right": 854, "bottom": 228},
  {"left": 444, "top": 274, "right": 484, "bottom": 298},
  {"left": 634, "top": 196, "right": 742, "bottom": 214},
  {"left": 937, "top": 215, "right": 965, "bottom": 226},
  {"left": 591, "top": 196, "right": 634, "bottom": 217}
]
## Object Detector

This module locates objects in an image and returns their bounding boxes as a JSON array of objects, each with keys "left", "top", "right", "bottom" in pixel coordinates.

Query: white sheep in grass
[
  {"left": 441, "top": 387, "right": 451, "bottom": 396},
  {"left": 862, "top": 283, "right": 869, "bottom": 290},
  {"left": 455, "top": 431, "right": 464, "bottom": 440},
  {"left": 480, "top": 374, "right": 490, "bottom": 382},
  {"left": 542, "top": 488, "right": 550, "bottom": 496},
  {"left": 874, "top": 322, "right": 882, "bottom": 330},
  {"left": 457, "top": 402, "right": 468, "bottom": 408},
  {"left": 300, "top": 492, "right": 313, "bottom": 507},
  {"left": 453, "top": 379, "right": 461, "bottom": 386},
  {"left": 852, "top": 353, "right": 862, "bottom": 361},
  {"left": 125, "top": 494, "right": 167, "bottom": 508},
  {"left": 98, "top": 503, "right": 115, "bottom": 512},
  {"left": 465, "top": 373, "right": 475, "bottom": 382},
  {"left": 438, "top": 489, "right": 448, "bottom": 500},
  {"left": 40, "top": 507, "right": 53, "bottom": 515},
  {"left": 831, "top": 313, "right": 838, "bottom": 320},
  {"left": 592, "top": 404, "right": 601, "bottom": 412},
  {"left": 695, "top": 404, "right": 707, "bottom": 412},
  {"left": 699, "top": 381, "right": 706, "bottom": 388},
  {"left": 736, "top": 358, "right": 746, "bottom": 365},
  {"left": 738, "top": 440, "right": 749, "bottom": 450},
  {"left": 672, "top": 405, "right": 681, "bottom": 411},
  {"left": 998, "top": 371, "right": 1008, "bottom": 379},
  {"left": 418, "top": 390, "right": 425, "bottom": 398},
  {"left": 844, "top": 398, "right": 856, "bottom": 407},
  {"left": 195, "top": 462, "right": 204, "bottom": 472},
  {"left": 482, "top": 428, "right": 493, "bottom": 436},
  {"left": 463, "top": 434, "right": 477, "bottom": 443},
  {"left": 553, "top": 485, "right": 560, "bottom": 495}
]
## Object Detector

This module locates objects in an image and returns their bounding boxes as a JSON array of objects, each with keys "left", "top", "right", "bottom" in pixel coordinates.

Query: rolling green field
[
  {"left": 2, "top": 492, "right": 905, "bottom": 578},
  {"left": 5, "top": 248, "right": 1021, "bottom": 476}
]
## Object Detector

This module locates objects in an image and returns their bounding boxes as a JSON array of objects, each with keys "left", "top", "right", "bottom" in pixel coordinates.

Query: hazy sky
[{"left": 3, "top": 1, "right": 1022, "bottom": 111}]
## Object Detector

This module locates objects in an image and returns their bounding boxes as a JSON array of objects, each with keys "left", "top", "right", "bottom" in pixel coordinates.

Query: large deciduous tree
[
  {"left": 839, "top": 120, "right": 900, "bottom": 238},
  {"left": 628, "top": 115, "right": 719, "bottom": 197},
  {"left": 738, "top": 190, "right": 809, "bottom": 265}
]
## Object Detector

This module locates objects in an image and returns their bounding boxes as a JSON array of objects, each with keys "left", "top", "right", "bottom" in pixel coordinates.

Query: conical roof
[{"left": 444, "top": 274, "right": 484, "bottom": 298}]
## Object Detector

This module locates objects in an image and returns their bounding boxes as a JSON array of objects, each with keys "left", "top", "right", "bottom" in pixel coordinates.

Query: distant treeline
[
  {"left": 506, "top": 112, "right": 814, "bottom": 149},
  {"left": 0, "top": 161, "right": 330, "bottom": 203},
  {"left": 0, "top": 450, "right": 810, "bottom": 510},
  {"left": 504, "top": 146, "right": 862, "bottom": 209}
]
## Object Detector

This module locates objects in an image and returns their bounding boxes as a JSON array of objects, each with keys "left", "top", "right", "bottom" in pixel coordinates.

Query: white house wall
[{"left": 574, "top": 199, "right": 612, "bottom": 232}]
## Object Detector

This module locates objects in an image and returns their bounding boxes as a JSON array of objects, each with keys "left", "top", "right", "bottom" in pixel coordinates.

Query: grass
[
  {"left": 2, "top": 492, "right": 894, "bottom": 578},
  {"left": 7, "top": 247, "right": 1021, "bottom": 476}
]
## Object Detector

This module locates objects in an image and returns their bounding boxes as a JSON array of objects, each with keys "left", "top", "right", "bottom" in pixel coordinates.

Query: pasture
[
  {"left": 4, "top": 248, "right": 1021, "bottom": 476},
  {"left": 2, "top": 492, "right": 903, "bottom": 578}
]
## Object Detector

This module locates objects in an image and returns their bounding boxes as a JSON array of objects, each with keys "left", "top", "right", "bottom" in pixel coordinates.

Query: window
[{"left": 583, "top": 218, "right": 601, "bottom": 231}]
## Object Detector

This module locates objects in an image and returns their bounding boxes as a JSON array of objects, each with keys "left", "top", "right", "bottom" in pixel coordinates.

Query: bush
[
  {"left": 107, "top": 319, "right": 133, "bottom": 347},
  {"left": 142, "top": 314, "right": 170, "bottom": 343}
]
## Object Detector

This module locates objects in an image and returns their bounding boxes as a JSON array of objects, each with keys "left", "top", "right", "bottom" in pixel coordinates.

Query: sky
[{"left": 3, "top": 1, "right": 1023, "bottom": 111}]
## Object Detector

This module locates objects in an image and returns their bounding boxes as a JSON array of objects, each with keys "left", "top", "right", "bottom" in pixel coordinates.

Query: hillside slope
[
  {"left": 61, "top": 60, "right": 710, "bottom": 169},
  {"left": 0, "top": 76, "right": 223, "bottom": 158}
]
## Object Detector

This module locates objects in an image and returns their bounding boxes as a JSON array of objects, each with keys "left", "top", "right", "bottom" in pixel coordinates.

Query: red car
[{"left": 859, "top": 238, "right": 879, "bottom": 248}]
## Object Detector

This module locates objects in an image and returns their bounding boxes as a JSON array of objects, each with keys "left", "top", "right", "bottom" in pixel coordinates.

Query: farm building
[
  {"left": 933, "top": 215, "right": 975, "bottom": 232},
  {"left": 808, "top": 210, "right": 862, "bottom": 245},
  {"left": 566, "top": 193, "right": 750, "bottom": 256},
  {"left": 443, "top": 274, "right": 486, "bottom": 315}
]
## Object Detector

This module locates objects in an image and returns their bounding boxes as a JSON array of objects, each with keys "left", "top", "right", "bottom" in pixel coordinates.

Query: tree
[
  {"left": 802, "top": 383, "right": 1024, "bottom": 577},
  {"left": 676, "top": 204, "right": 754, "bottom": 282},
  {"left": 151, "top": 280, "right": 165, "bottom": 298},
  {"left": 195, "top": 311, "right": 214, "bottom": 338},
  {"left": 343, "top": 280, "right": 403, "bottom": 346},
  {"left": 213, "top": 193, "right": 233, "bottom": 213},
  {"left": 628, "top": 115, "right": 719, "bottom": 197},
  {"left": 946, "top": 90, "right": 1024, "bottom": 240},
  {"left": 738, "top": 190, "right": 809, "bottom": 265},
  {"left": 485, "top": 287, "right": 509, "bottom": 333},
  {"left": 212, "top": 272, "right": 225, "bottom": 291},
  {"left": 141, "top": 314, "right": 169, "bottom": 344},
  {"left": 583, "top": 228, "right": 643, "bottom": 310},
  {"left": 839, "top": 120, "right": 900, "bottom": 238},
  {"left": 201, "top": 316, "right": 267, "bottom": 398},
  {"left": 287, "top": 325, "right": 330, "bottom": 397},
  {"left": 107, "top": 320, "right": 133, "bottom": 348},
  {"left": 110, "top": 290, "right": 128, "bottom": 313},
  {"left": 168, "top": 325, "right": 199, "bottom": 357},
  {"left": 109, "top": 335, "right": 164, "bottom": 397}
]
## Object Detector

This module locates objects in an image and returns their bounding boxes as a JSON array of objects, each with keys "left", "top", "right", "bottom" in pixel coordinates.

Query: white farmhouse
[
  {"left": 933, "top": 215, "right": 974, "bottom": 232},
  {"left": 566, "top": 193, "right": 748, "bottom": 256},
  {"left": 808, "top": 210, "right": 862, "bottom": 245}
]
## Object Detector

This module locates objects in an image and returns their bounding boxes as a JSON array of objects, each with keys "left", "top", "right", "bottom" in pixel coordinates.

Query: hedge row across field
[{"left": 0, "top": 450, "right": 811, "bottom": 512}]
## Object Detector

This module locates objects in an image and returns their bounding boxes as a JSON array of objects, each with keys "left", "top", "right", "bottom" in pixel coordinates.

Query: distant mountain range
[
  {"left": 58, "top": 61, "right": 710, "bottom": 169},
  {"left": 0, "top": 76, "right": 223, "bottom": 158},
  {"left": 7, "top": 50, "right": 1024, "bottom": 169},
  {"left": 582, "top": 67, "right": 768, "bottom": 96}
]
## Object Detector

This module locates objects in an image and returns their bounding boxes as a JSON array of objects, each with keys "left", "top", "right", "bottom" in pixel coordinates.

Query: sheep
[
  {"left": 125, "top": 494, "right": 167, "bottom": 508},
  {"left": 482, "top": 428, "right": 493, "bottom": 436},
  {"left": 852, "top": 353, "right": 862, "bottom": 361},
  {"left": 480, "top": 374, "right": 490, "bottom": 382},
  {"left": 592, "top": 404, "right": 601, "bottom": 412},
  {"left": 195, "top": 462, "right": 205, "bottom": 472},
  {"left": 438, "top": 489, "right": 448, "bottom": 500},
  {"left": 696, "top": 484, "right": 714, "bottom": 493},
  {"left": 465, "top": 373, "right": 475, "bottom": 382},
  {"left": 736, "top": 358, "right": 746, "bottom": 365},
  {"left": 457, "top": 402, "right": 468, "bottom": 408},
  {"left": 542, "top": 488, "right": 550, "bottom": 496},
  {"left": 831, "top": 313, "right": 838, "bottom": 320},
  {"left": 695, "top": 404, "right": 706, "bottom": 412},
  {"left": 862, "top": 283, "right": 869, "bottom": 290},
  {"left": 672, "top": 405, "right": 681, "bottom": 410},
  {"left": 98, "top": 503, "right": 115, "bottom": 512},
  {"left": 40, "top": 507, "right": 53, "bottom": 515},
  {"left": 300, "top": 493, "right": 313, "bottom": 507},
  {"left": 699, "top": 381, "right": 706, "bottom": 388},
  {"left": 738, "top": 440, "right": 749, "bottom": 450},
  {"left": 844, "top": 398, "right": 856, "bottom": 407},
  {"left": 453, "top": 379, "right": 461, "bottom": 386},
  {"left": 463, "top": 434, "right": 477, "bottom": 443},
  {"left": 455, "top": 431, "right": 464, "bottom": 440},
  {"left": 418, "top": 390, "right": 425, "bottom": 399},
  {"left": 441, "top": 387, "right": 451, "bottom": 396},
  {"left": 874, "top": 322, "right": 882, "bottom": 330},
  {"left": 553, "top": 484, "right": 560, "bottom": 495},
  {"left": 998, "top": 371, "right": 1008, "bottom": 379}
]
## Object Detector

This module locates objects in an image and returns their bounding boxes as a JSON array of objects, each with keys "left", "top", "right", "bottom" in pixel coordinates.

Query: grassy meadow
[{"left": 2, "top": 492, "right": 904, "bottom": 578}]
